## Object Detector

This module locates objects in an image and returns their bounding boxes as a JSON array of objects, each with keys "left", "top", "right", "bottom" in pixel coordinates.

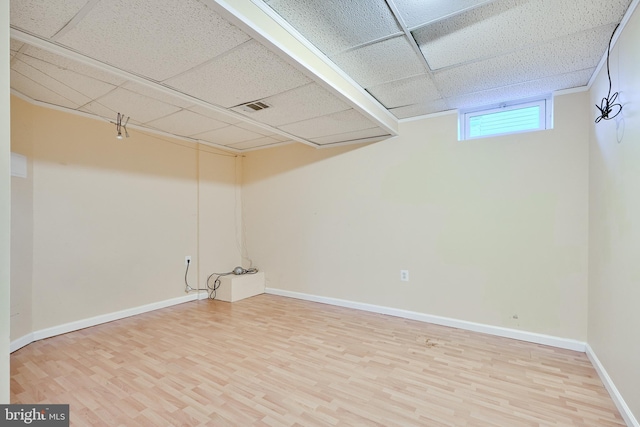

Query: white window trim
[{"left": 459, "top": 96, "right": 553, "bottom": 140}]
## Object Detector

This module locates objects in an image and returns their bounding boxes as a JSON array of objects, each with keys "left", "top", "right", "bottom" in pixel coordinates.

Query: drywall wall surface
[
  {"left": 588, "top": 5, "right": 640, "bottom": 420},
  {"left": 10, "top": 97, "right": 33, "bottom": 340},
  {"left": 243, "top": 91, "right": 589, "bottom": 341},
  {"left": 10, "top": 100, "right": 238, "bottom": 331},
  {"left": 197, "top": 147, "right": 244, "bottom": 289},
  {"left": 1, "top": 0, "right": 11, "bottom": 402}
]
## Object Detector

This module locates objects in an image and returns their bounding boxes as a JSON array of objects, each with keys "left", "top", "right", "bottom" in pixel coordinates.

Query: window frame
[{"left": 459, "top": 96, "right": 553, "bottom": 140}]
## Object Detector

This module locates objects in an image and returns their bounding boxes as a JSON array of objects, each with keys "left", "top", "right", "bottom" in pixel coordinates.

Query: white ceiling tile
[
  {"left": 330, "top": 36, "right": 426, "bottom": 88},
  {"left": 193, "top": 125, "right": 265, "bottom": 146},
  {"left": 95, "top": 88, "right": 181, "bottom": 124},
  {"left": 11, "top": 59, "right": 92, "bottom": 106},
  {"left": 388, "top": 100, "right": 452, "bottom": 119},
  {"left": 394, "top": 0, "right": 492, "bottom": 29},
  {"left": 266, "top": 0, "right": 401, "bottom": 55},
  {"left": 310, "top": 128, "right": 391, "bottom": 145},
  {"left": 231, "top": 83, "right": 350, "bottom": 126},
  {"left": 146, "top": 110, "right": 229, "bottom": 137},
  {"left": 11, "top": 70, "right": 81, "bottom": 109},
  {"left": 227, "top": 136, "right": 287, "bottom": 150},
  {"left": 445, "top": 69, "right": 595, "bottom": 111},
  {"left": 279, "top": 109, "right": 378, "bottom": 139},
  {"left": 367, "top": 74, "right": 440, "bottom": 108},
  {"left": 187, "top": 105, "right": 241, "bottom": 125},
  {"left": 10, "top": 0, "right": 88, "bottom": 38},
  {"left": 415, "top": 0, "right": 631, "bottom": 70},
  {"left": 21, "top": 45, "right": 127, "bottom": 86},
  {"left": 56, "top": 0, "right": 250, "bottom": 81},
  {"left": 269, "top": 134, "right": 291, "bottom": 142},
  {"left": 15, "top": 53, "right": 116, "bottom": 101},
  {"left": 165, "top": 40, "right": 311, "bottom": 108},
  {"left": 433, "top": 25, "right": 615, "bottom": 98},
  {"left": 122, "top": 82, "right": 193, "bottom": 109},
  {"left": 234, "top": 121, "right": 277, "bottom": 137},
  {"left": 80, "top": 101, "right": 119, "bottom": 120}
]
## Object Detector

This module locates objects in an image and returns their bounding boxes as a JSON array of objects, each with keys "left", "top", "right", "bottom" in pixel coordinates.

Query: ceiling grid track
[
  {"left": 383, "top": 0, "right": 432, "bottom": 73},
  {"left": 51, "top": 0, "right": 100, "bottom": 41}
]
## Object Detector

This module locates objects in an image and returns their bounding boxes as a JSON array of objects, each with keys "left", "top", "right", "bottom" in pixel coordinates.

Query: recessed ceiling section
[
  {"left": 330, "top": 36, "right": 426, "bottom": 88},
  {"left": 9, "top": 0, "right": 397, "bottom": 152},
  {"left": 164, "top": 40, "right": 311, "bottom": 108},
  {"left": 230, "top": 83, "right": 351, "bottom": 126},
  {"left": 264, "top": 0, "right": 402, "bottom": 55},
  {"left": 9, "top": 0, "right": 88, "bottom": 38},
  {"left": 414, "top": 0, "right": 632, "bottom": 71},
  {"left": 55, "top": 0, "right": 251, "bottom": 81}
]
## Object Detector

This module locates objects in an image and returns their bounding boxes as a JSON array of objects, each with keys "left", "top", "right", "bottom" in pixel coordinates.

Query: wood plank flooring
[{"left": 11, "top": 294, "right": 625, "bottom": 426}]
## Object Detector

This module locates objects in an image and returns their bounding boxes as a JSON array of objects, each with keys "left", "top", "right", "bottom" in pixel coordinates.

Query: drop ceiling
[{"left": 8, "top": 0, "right": 635, "bottom": 152}]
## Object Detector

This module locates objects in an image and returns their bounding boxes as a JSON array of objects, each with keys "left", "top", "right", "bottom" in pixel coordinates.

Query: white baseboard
[
  {"left": 9, "top": 333, "right": 35, "bottom": 353},
  {"left": 586, "top": 344, "right": 639, "bottom": 427},
  {"left": 10, "top": 291, "right": 209, "bottom": 353},
  {"left": 265, "top": 288, "right": 586, "bottom": 352}
]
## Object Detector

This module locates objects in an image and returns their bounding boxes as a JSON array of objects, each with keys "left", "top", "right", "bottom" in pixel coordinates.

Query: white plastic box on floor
[{"left": 216, "top": 271, "right": 265, "bottom": 302}]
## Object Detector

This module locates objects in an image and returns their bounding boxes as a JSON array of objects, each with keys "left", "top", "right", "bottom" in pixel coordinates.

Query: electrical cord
[
  {"left": 185, "top": 260, "right": 259, "bottom": 299},
  {"left": 184, "top": 259, "right": 194, "bottom": 293},
  {"left": 595, "top": 23, "right": 623, "bottom": 123},
  {"left": 206, "top": 267, "right": 259, "bottom": 300}
]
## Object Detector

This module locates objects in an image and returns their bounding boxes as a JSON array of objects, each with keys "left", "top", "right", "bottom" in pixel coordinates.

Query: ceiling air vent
[{"left": 241, "top": 101, "right": 271, "bottom": 113}]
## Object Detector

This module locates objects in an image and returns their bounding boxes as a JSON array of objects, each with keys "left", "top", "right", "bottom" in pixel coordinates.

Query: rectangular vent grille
[{"left": 242, "top": 101, "right": 270, "bottom": 112}]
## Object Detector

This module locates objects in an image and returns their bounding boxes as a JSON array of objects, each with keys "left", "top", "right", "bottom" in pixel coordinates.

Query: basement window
[{"left": 459, "top": 97, "right": 552, "bottom": 140}]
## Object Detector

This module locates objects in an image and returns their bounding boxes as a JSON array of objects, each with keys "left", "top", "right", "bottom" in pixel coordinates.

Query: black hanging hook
[{"left": 115, "top": 112, "right": 130, "bottom": 139}]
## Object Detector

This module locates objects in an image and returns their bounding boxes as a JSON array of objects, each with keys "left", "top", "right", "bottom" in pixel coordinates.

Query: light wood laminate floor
[{"left": 11, "top": 294, "right": 625, "bottom": 426}]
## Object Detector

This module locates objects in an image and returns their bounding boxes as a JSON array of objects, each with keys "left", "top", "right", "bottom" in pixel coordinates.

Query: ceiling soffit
[{"left": 9, "top": 0, "right": 397, "bottom": 151}]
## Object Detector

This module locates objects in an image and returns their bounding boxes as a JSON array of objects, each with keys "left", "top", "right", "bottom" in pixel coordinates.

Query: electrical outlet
[
  {"left": 400, "top": 270, "right": 409, "bottom": 282},
  {"left": 185, "top": 256, "right": 191, "bottom": 266}
]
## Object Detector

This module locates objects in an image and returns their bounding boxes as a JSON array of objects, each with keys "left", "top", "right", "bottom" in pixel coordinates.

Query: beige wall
[
  {"left": 243, "top": 91, "right": 590, "bottom": 341},
  {"left": 1, "top": 0, "right": 11, "bottom": 403},
  {"left": 10, "top": 99, "right": 33, "bottom": 340},
  {"left": 588, "top": 5, "right": 640, "bottom": 420},
  {"left": 10, "top": 96, "right": 241, "bottom": 334}
]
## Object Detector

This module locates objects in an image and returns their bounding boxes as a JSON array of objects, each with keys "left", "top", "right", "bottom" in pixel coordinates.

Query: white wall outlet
[
  {"left": 185, "top": 256, "right": 191, "bottom": 266},
  {"left": 400, "top": 270, "right": 409, "bottom": 282}
]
